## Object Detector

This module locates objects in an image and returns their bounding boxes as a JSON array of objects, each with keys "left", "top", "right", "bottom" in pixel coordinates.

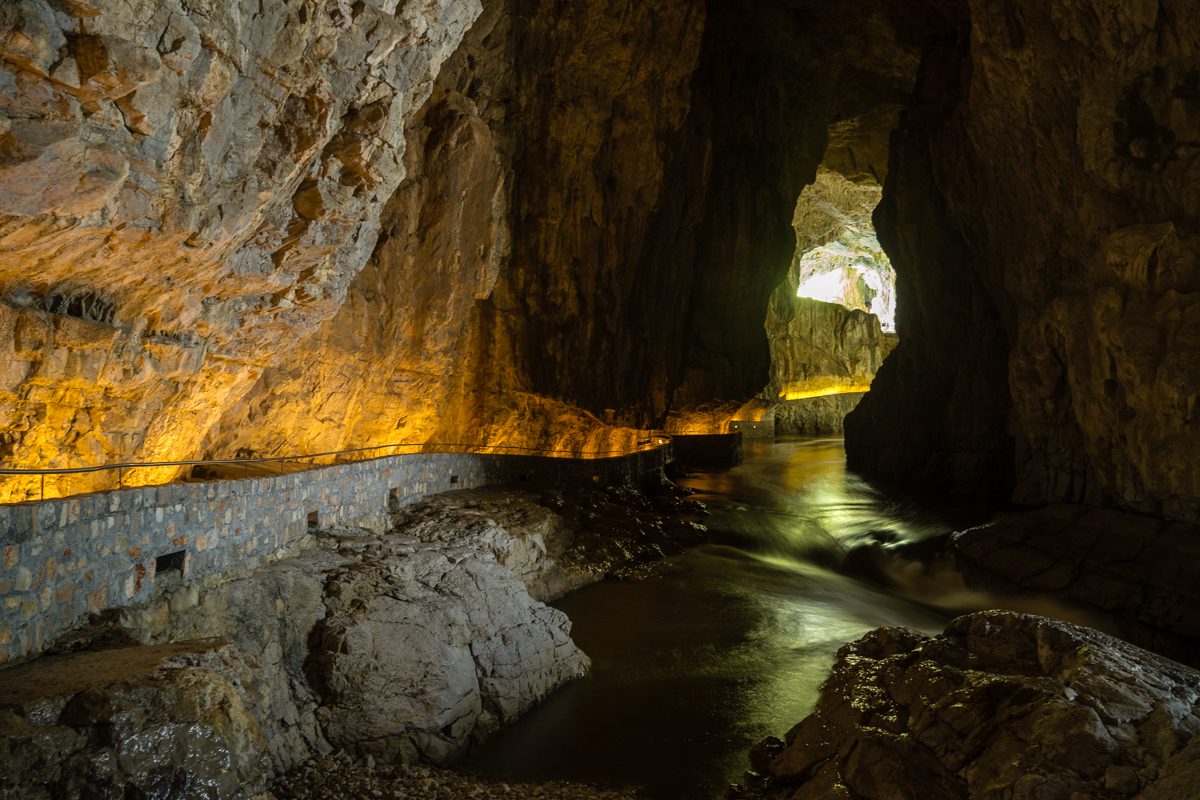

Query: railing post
[
  {"left": 117, "top": 466, "right": 123, "bottom": 490},
  {"left": 40, "top": 473, "right": 44, "bottom": 501}
]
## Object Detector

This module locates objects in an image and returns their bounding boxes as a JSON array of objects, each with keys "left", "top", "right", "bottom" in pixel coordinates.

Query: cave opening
[
  {"left": 791, "top": 180, "right": 896, "bottom": 335},
  {"left": 760, "top": 163, "right": 899, "bottom": 437}
]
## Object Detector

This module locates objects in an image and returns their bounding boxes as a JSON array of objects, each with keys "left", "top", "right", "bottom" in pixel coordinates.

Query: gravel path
[{"left": 273, "top": 754, "right": 642, "bottom": 800}]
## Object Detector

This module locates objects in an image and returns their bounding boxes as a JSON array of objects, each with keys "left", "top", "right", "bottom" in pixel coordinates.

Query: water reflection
[{"left": 466, "top": 438, "right": 1088, "bottom": 797}]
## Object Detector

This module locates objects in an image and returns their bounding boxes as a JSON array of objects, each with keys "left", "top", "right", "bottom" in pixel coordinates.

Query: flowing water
[{"left": 463, "top": 438, "right": 1003, "bottom": 798}]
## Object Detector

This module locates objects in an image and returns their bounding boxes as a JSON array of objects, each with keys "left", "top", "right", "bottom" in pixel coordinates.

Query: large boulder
[
  {"left": 742, "top": 611, "right": 1200, "bottom": 800},
  {"left": 306, "top": 535, "right": 589, "bottom": 763}
]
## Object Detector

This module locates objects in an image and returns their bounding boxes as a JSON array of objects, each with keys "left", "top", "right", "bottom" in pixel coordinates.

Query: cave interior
[{"left": 1, "top": 0, "right": 1199, "bottom": 797}]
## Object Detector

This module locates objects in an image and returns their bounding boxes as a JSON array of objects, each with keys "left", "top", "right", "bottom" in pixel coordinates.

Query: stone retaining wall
[{"left": 0, "top": 446, "right": 671, "bottom": 665}]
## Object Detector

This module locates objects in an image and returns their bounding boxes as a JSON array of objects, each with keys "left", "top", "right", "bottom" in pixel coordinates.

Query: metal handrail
[{"left": 0, "top": 435, "right": 674, "bottom": 501}]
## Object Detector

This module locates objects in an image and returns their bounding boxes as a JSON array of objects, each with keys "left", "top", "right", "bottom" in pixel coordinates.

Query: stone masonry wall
[{"left": 0, "top": 446, "right": 671, "bottom": 664}]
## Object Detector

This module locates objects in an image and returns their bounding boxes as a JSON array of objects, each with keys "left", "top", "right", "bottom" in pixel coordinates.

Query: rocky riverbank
[
  {"left": 0, "top": 481, "right": 703, "bottom": 798},
  {"left": 274, "top": 752, "right": 638, "bottom": 800},
  {"left": 733, "top": 610, "right": 1200, "bottom": 800},
  {"left": 836, "top": 503, "right": 1200, "bottom": 668}
]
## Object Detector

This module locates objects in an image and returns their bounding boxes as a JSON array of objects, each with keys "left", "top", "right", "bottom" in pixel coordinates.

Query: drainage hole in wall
[
  {"left": 388, "top": 488, "right": 400, "bottom": 512},
  {"left": 307, "top": 510, "right": 320, "bottom": 531},
  {"left": 450, "top": 475, "right": 459, "bottom": 484},
  {"left": 155, "top": 550, "right": 186, "bottom": 578}
]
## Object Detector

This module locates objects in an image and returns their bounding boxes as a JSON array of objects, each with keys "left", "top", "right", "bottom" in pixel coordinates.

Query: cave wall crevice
[{"left": 847, "top": 0, "right": 1200, "bottom": 522}]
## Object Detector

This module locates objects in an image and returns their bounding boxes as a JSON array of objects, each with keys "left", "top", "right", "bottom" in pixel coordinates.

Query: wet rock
[
  {"left": 953, "top": 504, "right": 1200, "bottom": 667},
  {"left": 306, "top": 534, "right": 589, "bottom": 764},
  {"left": 0, "top": 641, "right": 267, "bottom": 799},
  {"left": 736, "top": 611, "right": 1200, "bottom": 800},
  {"left": 273, "top": 751, "right": 639, "bottom": 800},
  {"left": 533, "top": 484, "right": 709, "bottom": 581}
]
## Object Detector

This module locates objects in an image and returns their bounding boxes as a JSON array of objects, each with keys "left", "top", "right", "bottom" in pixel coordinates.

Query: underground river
[{"left": 464, "top": 438, "right": 1008, "bottom": 798}]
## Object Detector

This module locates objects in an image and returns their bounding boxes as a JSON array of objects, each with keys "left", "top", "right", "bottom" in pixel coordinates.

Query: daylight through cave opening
[{"left": 757, "top": 157, "right": 900, "bottom": 436}]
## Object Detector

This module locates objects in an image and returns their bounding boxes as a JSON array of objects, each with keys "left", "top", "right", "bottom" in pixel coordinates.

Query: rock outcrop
[
  {"left": 763, "top": 298, "right": 896, "bottom": 404},
  {"left": 0, "top": 488, "right": 610, "bottom": 797},
  {"left": 774, "top": 393, "right": 867, "bottom": 437},
  {"left": 0, "top": 641, "right": 267, "bottom": 799},
  {"left": 0, "top": 481, "right": 708, "bottom": 796},
  {"left": 847, "top": 0, "right": 1200, "bottom": 522},
  {"left": 952, "top": 504, "right": 1200, "bottom": 668},
  {"left": 306, "top": 532, "right": 588, "bottom": 764},
  {"left": 739, "top": 611, "right": 1200, "bottom": 800}
]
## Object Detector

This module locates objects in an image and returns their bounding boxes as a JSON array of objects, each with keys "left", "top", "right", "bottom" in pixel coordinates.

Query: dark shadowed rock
[
  {"left": 953, "top": 504, "right": 1200, "bottom": 667},
  {"left": 0, "top": 642, "right": 267, "bottom": 799},
  {"left": 736, "top": 611, "right": 1200, "bottom": 800}
]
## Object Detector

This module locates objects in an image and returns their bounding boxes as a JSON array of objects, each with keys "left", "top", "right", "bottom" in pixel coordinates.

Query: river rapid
[{"left": 465, "top": 438, "right": 1052, "bottom": 798}]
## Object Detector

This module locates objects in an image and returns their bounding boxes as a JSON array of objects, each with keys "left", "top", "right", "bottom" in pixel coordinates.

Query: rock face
[
  {"left": 307, "top": 533, "right": 588, "bottom": 764},
  {"left": 774, "top": 393, "right": 867, "bottom": 437},
  {"left": 0, "top": 0, "right": 481, "bottom": 500},
  {"left": 672, "top": 0, "right": 918, "bottom": 406},
  {"left": 199, "top": 0, "right": 708, "bottom": 460},
  {"left": 847, "top": 0, "right": 1200, "bottom": 521},
  {"left": 0, "top": 642, "right": 267, "bottom": 799},
  {"left": 742, "top": 611, "right": 1200, "bottom": 800},
  {"left": 953, "top": 504, "right": 1200, "bottom": 668},
  {"left": 758, "top": 148, "right": 901, "bottom": 436},
  {"left": 0, "top": 0, "right": 928, "bottom": 497},
  {"left": 763, "top": 298, "right": 896, "bottom": 403},
  {"left": 787, "top": 168, "right": 897, "bottom": 332}
]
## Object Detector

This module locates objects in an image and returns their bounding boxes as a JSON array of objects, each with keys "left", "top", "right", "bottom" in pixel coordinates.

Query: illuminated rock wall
[
  {"left": 0, "top": 0, "right": 923, "bottom": 494},
  {"left": 847, "top": 0, "right": 1200, "bottom": 522},
  {"left": 6, "top": 0, "right": 1189, "bottom": 528},
  {"left": 764, "top": 298, "right": 896, "bottom": 403},
  {"left": 202, "top": 0, "right": 706, "bottom": 460},
  {"left": 0, "top": 0, "right": 481, "bottom": 500}
]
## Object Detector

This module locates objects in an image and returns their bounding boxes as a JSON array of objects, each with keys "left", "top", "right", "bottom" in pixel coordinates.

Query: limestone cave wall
[
  {"left": 202, "top": 0, "right": 708, "bottom": 459},
  {"left": 5, "top": 0, "right": 1192, "bottom": 526},
  {"left": 0, "top": 0, "right": 482, "bottom": 498},
  {"left": 211, "top": 0, "right": 923, "bottom": 461},
  {"left": 847, "top": 0, "right": 1200, "bottom": 522}
]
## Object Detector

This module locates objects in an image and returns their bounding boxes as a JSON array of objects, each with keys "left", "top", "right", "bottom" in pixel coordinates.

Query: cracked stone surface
[
  {"left": 306, "top": 530, "right": 589, "bottom": 764},
  {"left": 737, "top": 611, "right": 1200, "bottom": 800},
  {"left": 952, "top": 504, "right": 1200, "bottom": 667},
  {"left": 0, "top": 0, "right": 481, "bottom": 499},
  {"left": 0, "top": 641, "right": 267, "bottom": 799}
]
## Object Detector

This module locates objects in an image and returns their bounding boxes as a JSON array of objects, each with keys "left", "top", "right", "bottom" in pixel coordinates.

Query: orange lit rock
[
  {"left": 201, "top": 0, "right": 703, "bottom": 462},
  {"left": 764, "top": 298, "right": 895, "bottom": 403},
  {"left": 0, "top": 0, "right": 482, "bottom": 499}
]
